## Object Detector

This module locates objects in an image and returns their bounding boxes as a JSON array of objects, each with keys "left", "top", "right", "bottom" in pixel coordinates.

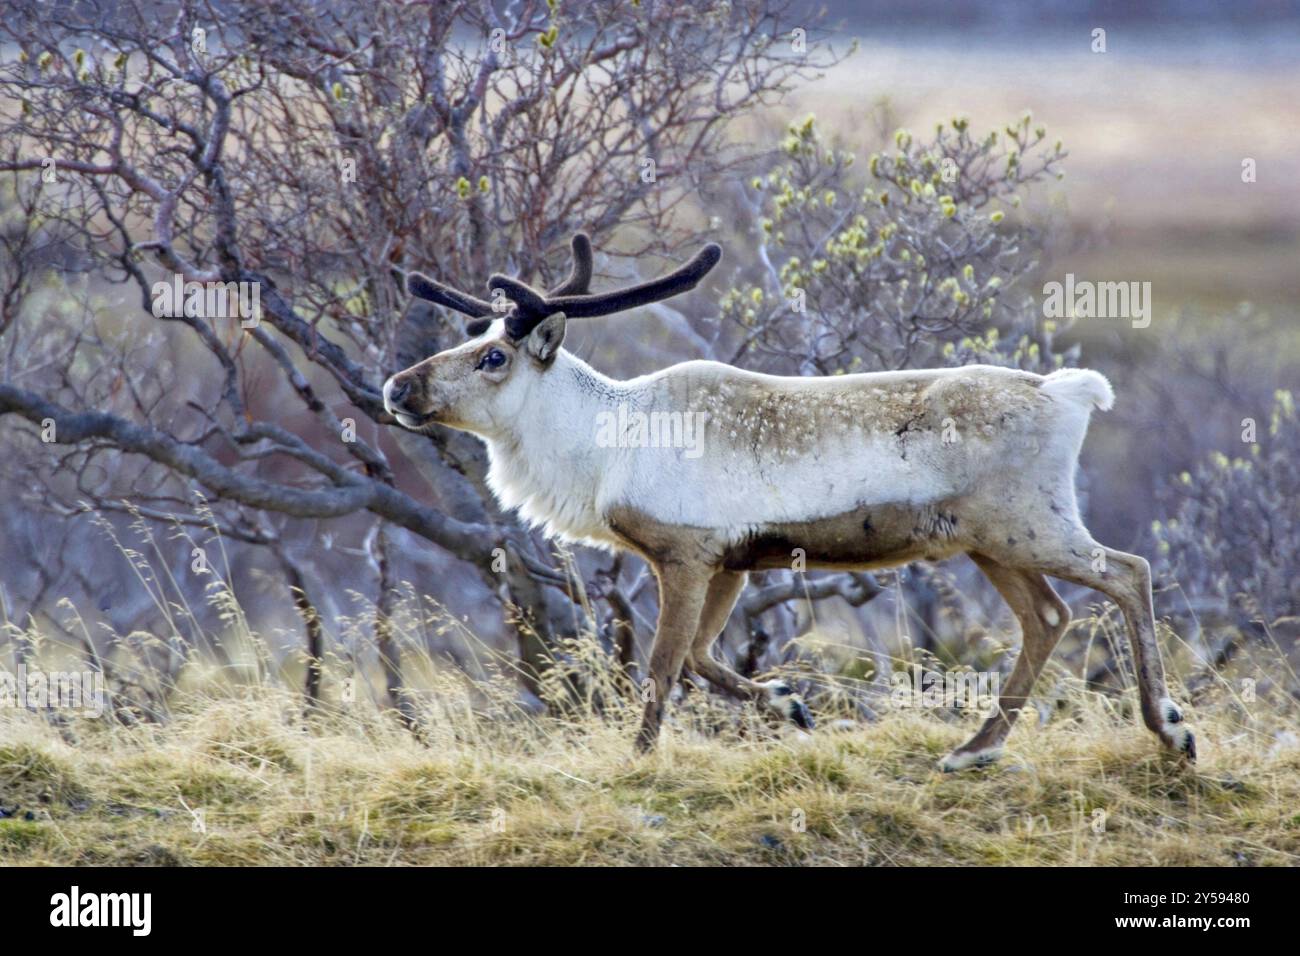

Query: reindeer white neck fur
[{"left": 482, "top": 337, "right": 627, "bottom": 548}]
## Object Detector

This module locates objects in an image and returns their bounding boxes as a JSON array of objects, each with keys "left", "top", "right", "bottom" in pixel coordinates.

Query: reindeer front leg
[
  {"left": 634, "top": 562, "right": 711, "bottom": 753},
  {"left": 687, "top": 571, "right": 814, "bottom": 730}
]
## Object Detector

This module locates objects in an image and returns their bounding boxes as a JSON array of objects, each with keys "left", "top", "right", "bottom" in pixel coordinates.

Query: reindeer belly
[{"left": 721, "top": 500, "right": 966, "bottom": 572}]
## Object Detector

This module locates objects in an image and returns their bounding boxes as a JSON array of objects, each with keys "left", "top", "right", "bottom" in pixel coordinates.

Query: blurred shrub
[
  {"left": 1152, "top": 390, "right": 1299, "bottom": 628},
  {"left": 722, "top": 112, "right": 1074, "bottom": 375}
]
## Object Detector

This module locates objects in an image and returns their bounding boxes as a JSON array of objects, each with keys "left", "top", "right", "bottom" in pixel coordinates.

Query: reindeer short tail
[{"left": 1041, "top": 368, "right": 1115, "bottom": 412}]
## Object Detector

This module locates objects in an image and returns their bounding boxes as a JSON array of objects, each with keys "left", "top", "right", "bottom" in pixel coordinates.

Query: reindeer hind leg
[
  {"left": 940, "top": 556, "right": 1070, "bottom": 772},
  {"left": 982, "top": 524, "right": 1194, "bottom": 763}
]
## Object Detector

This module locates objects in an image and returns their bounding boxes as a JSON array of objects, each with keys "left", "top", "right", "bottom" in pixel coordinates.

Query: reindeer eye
[{"left": 477, "top": 348, "right": 507, "bottom": 371}]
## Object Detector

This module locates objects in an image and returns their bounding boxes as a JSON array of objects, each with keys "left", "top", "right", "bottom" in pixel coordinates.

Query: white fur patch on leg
[
  {"left": 760, "top": 680, "right": 814, "bottom": 730},
  {"left": 1157, "top": 697, "right": 1196, "bottom": 761},
  {"left": 761, "top": 680, "right": 795, "bottom": 719},
  {"left": 1042, "top": 605, "right": 1060, "bottom": 627},
  {"left": 938, "top": 745, "right": 1004, "bottom": 773}
]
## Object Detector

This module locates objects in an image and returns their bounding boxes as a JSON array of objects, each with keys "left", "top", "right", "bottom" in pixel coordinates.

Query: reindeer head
[{"left": 383, "top": 233, "right": 721, "bottom": 437}]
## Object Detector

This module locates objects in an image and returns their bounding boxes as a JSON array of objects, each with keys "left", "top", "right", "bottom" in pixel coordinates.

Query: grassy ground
[{"left": 3, "top": 670, "right": 1297, "bottom": 866}]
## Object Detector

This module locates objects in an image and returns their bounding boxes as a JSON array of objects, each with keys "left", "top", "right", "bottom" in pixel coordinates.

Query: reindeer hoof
[
  {"left": 938, "top": 746, "right": 1003, "bottom": 773},
  {"left": 762, "top": 681, "right": 815, "bottom": 730},
  {"left": 1162, "top": 726, "right": 1197, "bottom": 763},
  {"left": 789, "top": 697, "right": 815, "bottom": 730},
  {"left": 1158, "top": 698, "right": 1196, "bottom": 763}
]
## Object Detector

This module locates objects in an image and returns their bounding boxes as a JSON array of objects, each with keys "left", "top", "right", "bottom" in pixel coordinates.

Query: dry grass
[{"left": 3, "top": 657, "right": 1297, "bottom": 866}]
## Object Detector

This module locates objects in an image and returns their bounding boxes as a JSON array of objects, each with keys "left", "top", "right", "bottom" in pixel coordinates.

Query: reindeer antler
[
  {"left": 548, "top": 232, "right": 594, "bottom": 297},
  {"left": 490, "top": 242, "right": 722, "bottom": 339},
  {"left": 406, "top": 233, "right": 597, "bottom": 336},
  {"left": 406, "top": 233, "right": 721, "bottom": 341},
  {"left": 407, "top": 273, "right": 496, "bottom": 320}
]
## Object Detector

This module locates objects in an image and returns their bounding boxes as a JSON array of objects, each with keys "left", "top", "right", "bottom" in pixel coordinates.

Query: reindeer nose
[{"left": 387, "top": 377, "right": 411, "bottom": 405}]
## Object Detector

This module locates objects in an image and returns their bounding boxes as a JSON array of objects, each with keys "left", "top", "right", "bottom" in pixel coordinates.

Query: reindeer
[{"left": 384, "top": 234, "right": 1195, "bottom": 770}]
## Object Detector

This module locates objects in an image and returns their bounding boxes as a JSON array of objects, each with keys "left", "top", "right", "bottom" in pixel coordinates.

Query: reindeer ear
[{"left": 525, "top": 312, "right": 566, "bottom": 365}]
